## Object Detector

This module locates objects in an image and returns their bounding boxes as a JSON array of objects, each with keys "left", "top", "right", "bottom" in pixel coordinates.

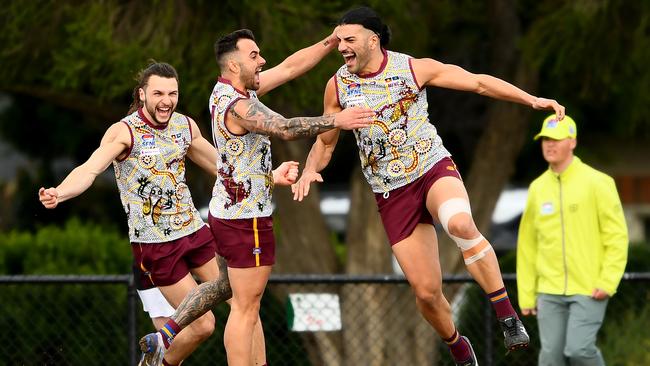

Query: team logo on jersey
[
  {"left": 347, "top": 83, "right": 362, "bottom": 95},
  {"left": 140, "top": 134, "right": 159, "bottom": 155},
  {"left": 346, "top": 83, "right": 367, "bottom": 107},
  {"left": 541, "top": 202, "right": 554, "bottom": 215},
  {"left": 142, "top": 134, "right": 156, "bottom": 148}
]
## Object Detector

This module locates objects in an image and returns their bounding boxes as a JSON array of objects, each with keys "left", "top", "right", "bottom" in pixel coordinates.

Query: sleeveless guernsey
[
  {"left": 208, "top": 77, "right": 273, "bottom": 219},
  {"left": 335, "top": 50, "right": 451, "bottom": 194},
  {"left": 113, "top": 109, "right": 204, "bottom": 243}
]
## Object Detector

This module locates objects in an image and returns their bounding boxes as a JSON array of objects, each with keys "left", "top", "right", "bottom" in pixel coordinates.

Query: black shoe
[
  {"left": 455, "top": 336, "right": 479, "bottom": 366},
  {"left": 498, "top": 316, "right": 529, "bottom": 351}
]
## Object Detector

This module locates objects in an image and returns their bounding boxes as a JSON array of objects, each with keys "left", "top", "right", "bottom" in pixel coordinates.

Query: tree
[{"left": 2, "top": 0, "right": 649, "bottom": 364}]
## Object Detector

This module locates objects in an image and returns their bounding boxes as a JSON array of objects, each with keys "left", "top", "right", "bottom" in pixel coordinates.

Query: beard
[
  {"left": 144, "top": 99, "right": 175, "bottom": 125},
  {"left": 345, "top": 48, "right": 369, "bottom": 75},
  {"left": 240, "top": 64, "right": 260, "bottom": 90}
]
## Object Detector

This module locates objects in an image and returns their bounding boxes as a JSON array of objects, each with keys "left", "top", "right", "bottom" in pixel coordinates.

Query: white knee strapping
[
  {"left": 437, "top": 198, "right": 491, "bottom": 264},
  {"left": 437, "top": 198, "right": 472, "bottom": 233}
]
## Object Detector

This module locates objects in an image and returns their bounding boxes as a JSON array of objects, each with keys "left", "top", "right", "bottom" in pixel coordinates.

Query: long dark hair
[{"left": 127, "top": 61, "right": 179, "bottom": 114}]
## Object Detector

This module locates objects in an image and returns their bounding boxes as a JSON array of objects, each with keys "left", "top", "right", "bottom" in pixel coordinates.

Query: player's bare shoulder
[
  {"left": 101, "top": 121, "right": 132, "bottom": 159},
  {"left": 410, "top": 57, "right": 445, "bottom": 87},
  {"left": 323, "top": 77, "right": 342, "bottom": 113},
  {"left": 102, "top": 121, "right": 131, "bottom": 142}
]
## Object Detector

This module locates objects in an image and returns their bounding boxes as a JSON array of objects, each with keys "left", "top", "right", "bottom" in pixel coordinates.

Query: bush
[
  {"left": 0, "top": 217, "right": 131, "bottom": 274},
  {"left": 0, "top": 218, "right": 134, "bottom": 364}
]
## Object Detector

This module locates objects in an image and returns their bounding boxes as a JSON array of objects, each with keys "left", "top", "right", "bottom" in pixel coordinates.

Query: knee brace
[{"left": 437, "top": 198, "right": 491, "bottom": 264}]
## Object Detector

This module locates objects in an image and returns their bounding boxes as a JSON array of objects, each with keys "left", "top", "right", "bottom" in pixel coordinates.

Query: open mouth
[
  {"left": 254, "top": 67, "right": 262, "bottom": 83},
  {"left": 157, "top": 106, "right": 171, "bottom": 119},
  {"left": 342, "top": 52, "right": 356, "bottom": 66}
]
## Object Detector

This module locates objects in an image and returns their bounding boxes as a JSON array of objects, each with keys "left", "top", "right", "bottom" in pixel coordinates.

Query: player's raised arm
[
  {"left": 38, "top": 122, "right": 131, "bottom": 209},
  {"left": 411, "top": 57, "right": 565, "bottom": 119},
  {"left": 292, "top": 77, "right": 343, "bottom": 201},
  {"left": 256, "top": 29, "right": 339, "bottom": 97}
]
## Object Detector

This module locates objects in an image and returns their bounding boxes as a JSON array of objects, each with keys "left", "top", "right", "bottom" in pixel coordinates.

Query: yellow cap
[{"left": 534, "top": 114, "right": 577, "bottom": 140}]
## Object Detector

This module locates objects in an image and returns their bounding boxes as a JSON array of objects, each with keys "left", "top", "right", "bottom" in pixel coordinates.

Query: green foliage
[
  {"left": 0, "top": 218, "right": 133, "bottom": 364},
  {"left": 522, "top": 0, "right": 650, "bottom": 137},
  {"left": 0, "top": 217, "right": 131, "bottom": 274},
  {"left": 600, "top": 298, "right": 650, "bottom": 366}
]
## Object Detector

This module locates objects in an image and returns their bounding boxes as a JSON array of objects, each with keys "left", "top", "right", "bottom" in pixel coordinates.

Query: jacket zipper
[{"left": 558, "top": 175, "right": 568, "bottom": 294}]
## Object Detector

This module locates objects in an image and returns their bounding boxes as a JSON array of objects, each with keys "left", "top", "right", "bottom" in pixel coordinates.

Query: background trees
[{"left": 1, "top": 0, "right": 649, "bottom": 363}]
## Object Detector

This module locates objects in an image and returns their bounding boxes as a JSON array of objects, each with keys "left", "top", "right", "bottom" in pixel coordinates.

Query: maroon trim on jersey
[
  {"left": 138, "top": 108, "right": 166, "bottom": 130},
  {"left": 185, "top": 116, "right": 193, "bottom": 140},
  {"left": 358, "top": 48, "right": 388, "bottom": 78},
  {"left": 408, "top": 58, "right": 424, "bottom": 91},
  {"left": 116, "top": 121, "right": 134, "bottom": 162},
  {"left": 333, "top": 75, "right": 342, "bottom": 109},
  {"left": 223, "top": 97, "right": 249, "bottom": 137},
  {"left": 218, "top": 77, "right": 249, "bottom": 97}
]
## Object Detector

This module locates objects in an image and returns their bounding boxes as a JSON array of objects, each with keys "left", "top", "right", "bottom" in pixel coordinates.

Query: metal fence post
[
  {"left": 128, "top": 276, "right": 138, "bottom": 366},
  {"left": 484, "top": 294, "right": 494, "bottom": 366}
]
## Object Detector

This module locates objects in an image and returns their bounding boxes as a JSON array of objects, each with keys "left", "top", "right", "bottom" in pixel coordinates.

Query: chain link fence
[{"left": 1, "top": 273, "right": 649, "bottom": 365}]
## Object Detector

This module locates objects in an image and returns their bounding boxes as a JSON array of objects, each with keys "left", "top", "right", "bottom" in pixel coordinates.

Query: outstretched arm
[
  {"left": 256, "top": 30, "right": 339, "bottom": 97},
  {"left": 226, "top": 97, "right": 372, "bottom": 140},
  {"left": 411, "top": 58, "right": 565, "bottom": 119},
  {"left": 292, "top": 77, "right": 343, "bottom": 201},
  {"left": 186, "top": 117, "right": 218, "bottom": 176},
  {"left": 38, "top": 122, "right": 130, "bottom": 208}
]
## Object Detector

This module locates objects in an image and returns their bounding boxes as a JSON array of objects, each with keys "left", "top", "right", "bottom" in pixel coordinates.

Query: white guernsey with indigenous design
[
  {"left": 113, "top": 109, "right": 205, "bottom": 243},
  {"left": 335, "top": 50, "right": 451, "bottom": 194},
  {"left": 208, "top": 77, "right": 273, "bottom": 219}
]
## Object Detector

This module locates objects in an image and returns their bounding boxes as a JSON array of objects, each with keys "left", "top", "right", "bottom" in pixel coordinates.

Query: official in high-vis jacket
[{"left": 517, "top": 114, "right": 628, "bottom": 366}]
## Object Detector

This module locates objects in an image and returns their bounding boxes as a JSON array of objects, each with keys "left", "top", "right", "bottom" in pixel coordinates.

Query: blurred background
[{"left": 1, "top": 0, "right": 649, "bottom": 365}]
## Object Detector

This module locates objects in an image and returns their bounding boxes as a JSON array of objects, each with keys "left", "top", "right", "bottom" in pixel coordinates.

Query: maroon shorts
[
  {"left": 131, "top": 225, "right": 217, "bottom": 289},
  {"left": 208, "top": 214, "right": 275, "bottom": 268},
  {"left": 375, "top": 156, "right": 462, "bottom": 245}
]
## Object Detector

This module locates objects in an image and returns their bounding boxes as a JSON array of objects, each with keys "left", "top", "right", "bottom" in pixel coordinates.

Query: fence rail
[{"left": 1, "top": 273, "right": 649, "bottom": 365}]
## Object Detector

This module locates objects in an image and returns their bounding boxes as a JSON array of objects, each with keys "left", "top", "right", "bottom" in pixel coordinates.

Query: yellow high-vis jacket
[{"left": 516, "top": 156, "right": 628, "bottom": 309}]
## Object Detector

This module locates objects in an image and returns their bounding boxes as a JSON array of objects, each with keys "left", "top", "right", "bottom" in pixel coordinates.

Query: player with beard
[
  {"left": 38, "top": 62, "right": 302, "bottom": 366},
  {"left": 138, "top": 30, "right": 373, "bottom": 366},
  {"left": 291, "top": 7, "right": 566, "bottom": 366}
]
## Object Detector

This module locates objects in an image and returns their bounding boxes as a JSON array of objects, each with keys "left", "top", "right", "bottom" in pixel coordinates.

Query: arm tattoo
[
  {"left": 322, "top": 38, "right": 330, "bottom": 47},
  {"left": 230, "top": 99, "right": 336, "bottom": 140},
  {"left": 171, "top": 255, "right": 232, "bottom": 328}
]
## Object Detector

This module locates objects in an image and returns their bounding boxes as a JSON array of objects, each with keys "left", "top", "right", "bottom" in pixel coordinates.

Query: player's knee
[
  {"left": 446, "top": 216, "right": 478, "bottom": 239},
  {"left": 232, "top": 296, "right": 262, "bottom": 315},
  {"left": 437, "top": 198, "right": 477, "bottom": 239},
  {"left": 412, "top": 283, "right": 445, "bottom": 307}
]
